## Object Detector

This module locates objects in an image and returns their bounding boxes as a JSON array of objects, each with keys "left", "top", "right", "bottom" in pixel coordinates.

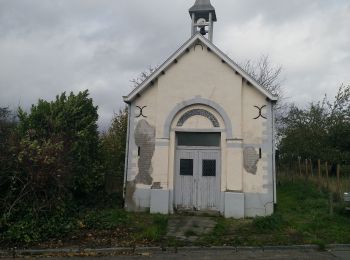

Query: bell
[{"left": 200, "top": 27, "right": 207, "bottom": 36}]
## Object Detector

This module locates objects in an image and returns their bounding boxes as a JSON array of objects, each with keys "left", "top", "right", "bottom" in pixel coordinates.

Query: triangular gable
[{"left": 123, "top": 34, "right": 278, "bottom": 103}]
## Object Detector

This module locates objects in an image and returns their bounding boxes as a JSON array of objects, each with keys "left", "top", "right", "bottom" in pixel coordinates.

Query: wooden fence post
[
  {"left": 305, "top": 159, "right": 308, "bottom": 180},
  {"left": 288, "top": 160, "right": 293, "bottom": 183},
  {"left": 318, "top": 159, "right": 321, "bottom": 191},
  {"left": 329, "top": 192, "right": 333, "bottom": 216},
  {"left": 310, "top": 159, "right": 314, "bottom": 177},
  {"left": 325, "top": 162, "right": 329, "bottom": 190},
  {"left": 337, "top": 164, "right": 341, "bottom": 199}
]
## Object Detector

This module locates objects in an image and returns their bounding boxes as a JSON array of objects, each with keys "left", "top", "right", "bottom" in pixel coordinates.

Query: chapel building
[{"left": 123, "top": 0, "right": 277, "bottom": 218}]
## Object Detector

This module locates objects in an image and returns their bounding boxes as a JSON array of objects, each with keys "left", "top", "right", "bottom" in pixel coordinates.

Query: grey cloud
[{"left": 0, "top": 0, "right": 349, "bottom": 129}]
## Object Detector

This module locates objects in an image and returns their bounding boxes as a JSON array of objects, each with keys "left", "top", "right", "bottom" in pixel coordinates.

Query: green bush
[
  {"left": 0, "top": 91, "right": 116, "bottom": 246},
  {"left": 279, "top": 84, "right": 350, "bottom": 165},
  {"left": 17, "top": 90, "right": 101, "bottom": 198},
  {"left": 0, "top": 91, "right": 130, "bottom": 247},
  {"left": 99, "top": 107, "right": 128, "bottom": 203},
  {"left": 1, "top": 209, "right": 79, "bottom": 246}
]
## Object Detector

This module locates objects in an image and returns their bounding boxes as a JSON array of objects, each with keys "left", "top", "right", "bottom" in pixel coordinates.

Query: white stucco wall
[
  {"left": 242, "top": 82, "right": 269, "bottom": 194},
  {"left": 155, "top": 46, "right": 242, "bottom": 139}
]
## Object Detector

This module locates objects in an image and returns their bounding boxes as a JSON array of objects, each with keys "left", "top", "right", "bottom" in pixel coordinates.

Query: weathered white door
[
  {"left": 197, "top": 150, "right": 220, "bottom": 210},
  {"left": 174, "top": 149, "right": 197, "bottom": 210},
  {"left": 175, "top": 149, "right": 220, "bottom": 211}
]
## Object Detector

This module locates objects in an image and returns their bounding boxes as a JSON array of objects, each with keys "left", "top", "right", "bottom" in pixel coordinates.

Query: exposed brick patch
[
  {"left": 243, "top": 147, "right": 259, "bottom": 174},
  {"left": 177, "top": 109, "right": 220, "bottom": 127}
]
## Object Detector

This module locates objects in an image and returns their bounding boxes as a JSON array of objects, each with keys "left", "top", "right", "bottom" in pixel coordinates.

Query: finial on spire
[{"left": 189, "top": 0, "right": 217, "bottom": 42}]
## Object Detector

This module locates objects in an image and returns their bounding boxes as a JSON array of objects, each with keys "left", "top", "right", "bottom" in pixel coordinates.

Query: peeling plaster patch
[
  {"left": 134, "top": 119, "right": 155, "bottom": 185},
  {"left": 244, "top": 146, "right": 259, "bottom": 174},
  {"left": 125, "top": 180, "right": 136, "bottom": 211}
]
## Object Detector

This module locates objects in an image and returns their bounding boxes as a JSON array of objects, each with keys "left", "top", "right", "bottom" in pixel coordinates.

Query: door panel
[
  {"left": 175, "top": 150, "right": 197, "bottom": 210},
  {"left": 175, "top": 149, "right": 220, "bottom": 211},
  {"left": 198, "top": 151, "right": 220, "bottom": 210}
]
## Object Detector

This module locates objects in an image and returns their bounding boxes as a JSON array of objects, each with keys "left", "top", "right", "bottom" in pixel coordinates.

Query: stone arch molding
[
  {"left": 176, "top": 108, "right": 220, "bottom": 128},
  {"left": 163, "top": 97, "right": 233, "bottom": 139}
]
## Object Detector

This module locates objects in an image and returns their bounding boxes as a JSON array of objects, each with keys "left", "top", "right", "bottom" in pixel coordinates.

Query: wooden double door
[{"left": 175, "top": 149, "right": 220, "bottom": 211}]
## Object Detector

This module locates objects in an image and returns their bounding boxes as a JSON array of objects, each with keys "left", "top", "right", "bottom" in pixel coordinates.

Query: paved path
[
  {"left": 15, "top": 249, "right": 350, "bottom": 259},
  {"left": 166, "top": 216, "right": 216, "bottom": 241}
]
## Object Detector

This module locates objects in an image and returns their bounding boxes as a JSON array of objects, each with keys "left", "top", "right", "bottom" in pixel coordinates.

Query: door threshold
[{"left": 175, "top": 209, "right": 220, "bottom": 217}]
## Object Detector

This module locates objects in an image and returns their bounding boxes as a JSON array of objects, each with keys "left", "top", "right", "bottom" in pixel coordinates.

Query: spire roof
[{"left": 189, "top": 0, "right": 217, "bottom": 21}]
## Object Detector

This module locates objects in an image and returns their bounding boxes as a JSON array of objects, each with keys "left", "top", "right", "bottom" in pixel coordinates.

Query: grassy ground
[
  {"left": 36, "top": 210, "right": 169, "bottom": 249},
  {"left": 0, "top": 209, "right": 169, "bottom": 249},
  {"left": 195, "top": 179, "right": 350, "bottom": 247},
  {"left": 1, "top": 179, "right": 350, "bottom": 249},
  {"left": 280, "top": 164, "right": 350, "bottom": 198}
]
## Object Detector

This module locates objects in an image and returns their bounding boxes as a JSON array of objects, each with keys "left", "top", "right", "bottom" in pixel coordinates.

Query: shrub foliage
[
  {"left": 278, "top": 84, "right": 350, "bottom": 164},
  {"left": 0, "top": 90, "right": 119, "bottom": 245},
  {"left": 100, "top": 107, "right": 128, "bottom": 200}
]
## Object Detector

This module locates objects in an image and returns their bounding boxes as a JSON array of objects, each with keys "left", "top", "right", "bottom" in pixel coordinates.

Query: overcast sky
[{"left": 0, "top": 0, "right": 349, "bottom": 130}]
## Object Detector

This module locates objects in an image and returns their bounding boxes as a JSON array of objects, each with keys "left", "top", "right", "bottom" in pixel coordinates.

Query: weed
[
  {"left": 83, "top": 209, "right": 129, "bottom": 229},
  {"left": 153, "top": 214, "right": 168, "bottom": 235},
  {"left": 137, "top": 214, "right": 168, "bottom": 242},
  {"left": 192, "top": 222, "right": 199, "bottom": 228},
  {"left": 185, "top": 230, "right": 197, "bottom": 237},
  {"left": 252, "top": 214, "right": 286, "bottom": 231},
  {"left": 212, "top": 218, "right": 227, "bottom": 236},
  {"left": 141, "top": 226, "right": 162, "bottom": 241},
  {"left": 312, "top": 239, "right": 326, "bottom": 251},
  {"left": 166, "top": 237, "right": 186, "bottom": 247}
]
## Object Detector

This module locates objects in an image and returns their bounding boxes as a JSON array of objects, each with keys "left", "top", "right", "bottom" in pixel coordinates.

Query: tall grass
[{"left": 278, "top": 163, "right": 350, "bottom": 200}]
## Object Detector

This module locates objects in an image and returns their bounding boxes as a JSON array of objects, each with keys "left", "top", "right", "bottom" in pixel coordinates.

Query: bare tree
[
  {"left": 241, "top": 55, "right": 284, "bottom": 98},
  {"left": 130, "top": 65, "right": 158, "bottom": 88},
  {"left": 241, "top": 55, "right": 287, "bottom": 145}
]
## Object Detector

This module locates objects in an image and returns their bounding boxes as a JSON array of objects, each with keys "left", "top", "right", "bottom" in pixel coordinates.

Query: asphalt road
[{"left": 15, "top": 249, "right": 350, "bottom": 260}]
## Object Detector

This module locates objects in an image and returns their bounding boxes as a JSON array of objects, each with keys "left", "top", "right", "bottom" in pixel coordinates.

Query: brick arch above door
[{"left": 176, "top": 108, "right": 220, "bottom": 128}]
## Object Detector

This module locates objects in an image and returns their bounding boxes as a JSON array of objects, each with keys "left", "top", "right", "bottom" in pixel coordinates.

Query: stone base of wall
[
  {"left": 125, "top": 186, "right": 151, "bottom": 212},
  {"left": 150, "top": 189, "right": 170, "bottom": 214},
  {"left": 224, "top": 192, "right": 245, "bottom": 218},
  {"left": 126, "top": 188, "right": 274, "bottom": 218},
  {"left": 244, "top": 192, "right": 274, "bottom": 217}
]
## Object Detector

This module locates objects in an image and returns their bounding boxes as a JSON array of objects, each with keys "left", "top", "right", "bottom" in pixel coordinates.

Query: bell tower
[{"left": 189, "top": 0, "right": 217, "bottom": 42}]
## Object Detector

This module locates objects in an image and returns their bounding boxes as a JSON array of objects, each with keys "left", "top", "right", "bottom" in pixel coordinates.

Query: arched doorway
[{"left": 169, "top": 104, "right": 226, "bottom": 212}]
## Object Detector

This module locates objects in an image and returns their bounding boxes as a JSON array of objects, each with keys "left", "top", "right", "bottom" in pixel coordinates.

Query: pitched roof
[{"left": 123, "top": 34, "right": 278, "bottom": 103}]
